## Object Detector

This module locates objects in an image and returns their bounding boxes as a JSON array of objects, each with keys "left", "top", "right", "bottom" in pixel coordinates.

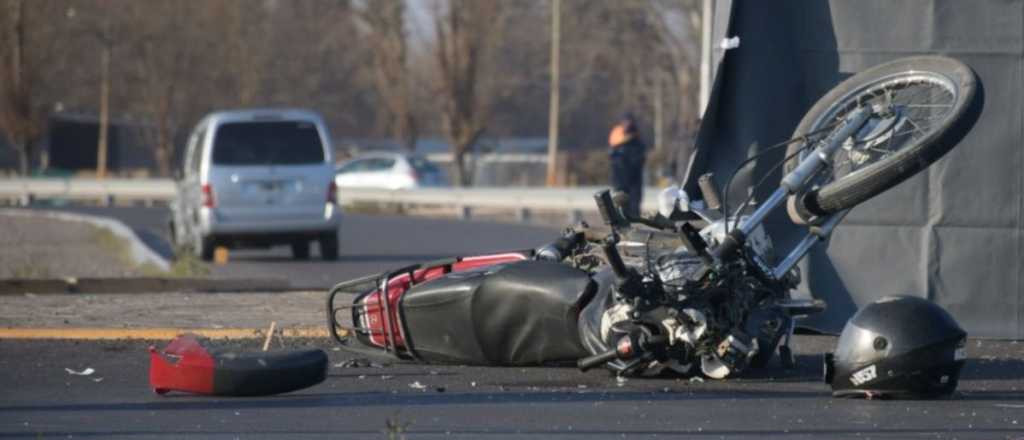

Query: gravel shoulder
[{"left": 0, "top": 213, "right": 152, "bottom": 279}]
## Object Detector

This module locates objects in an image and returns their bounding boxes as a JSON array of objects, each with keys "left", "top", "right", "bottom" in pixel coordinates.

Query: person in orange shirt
[{"left": 608, "top": 113, "right": 646, "bottom": 217}]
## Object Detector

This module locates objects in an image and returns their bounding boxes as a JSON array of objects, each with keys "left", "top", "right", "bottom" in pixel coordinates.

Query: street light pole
[
  {"left": 97, "top": 37, "right": 111, "bottom": 179},
  {"left": 545, "top": 0, "right": 561, "bottom": 186}
]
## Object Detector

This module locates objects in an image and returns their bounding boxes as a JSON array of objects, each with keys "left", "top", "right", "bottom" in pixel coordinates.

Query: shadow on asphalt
[
  {"left": 4, "top": 384, "right": 1023, "bottom": 415},
  {"left": 0, "top": 388, "right": 829, "bottom": 415},
  {"left": 3, "top": 427, "right": 1019, "bottom": 438}
]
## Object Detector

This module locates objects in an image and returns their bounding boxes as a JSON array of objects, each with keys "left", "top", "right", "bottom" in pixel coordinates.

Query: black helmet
[{"left": 824, "top": 296, "right": 967, "bottom": 399}]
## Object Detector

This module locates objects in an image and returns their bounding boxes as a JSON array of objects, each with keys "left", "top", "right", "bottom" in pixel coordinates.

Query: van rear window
[{"left": 212, "top": 121, "right": 324, "bottom": 165}]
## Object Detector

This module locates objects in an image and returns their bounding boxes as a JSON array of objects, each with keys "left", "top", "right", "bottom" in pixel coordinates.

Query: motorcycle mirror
[{"left": 657, "top": 185, "right": 690, "bottom": 219}]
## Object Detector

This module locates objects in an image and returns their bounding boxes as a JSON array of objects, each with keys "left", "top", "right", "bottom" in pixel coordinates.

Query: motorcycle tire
[{"left": 784, "top": 56, "right": 980, "bottom": 220}]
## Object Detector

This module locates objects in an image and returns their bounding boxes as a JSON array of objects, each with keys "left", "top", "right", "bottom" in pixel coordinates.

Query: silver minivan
[{"left": 170, "top": 108, "right": 341, "bottom": 261}]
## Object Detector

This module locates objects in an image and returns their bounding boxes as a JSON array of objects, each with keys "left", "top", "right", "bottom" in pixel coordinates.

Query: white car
[{"left": 334, "top": 153, "right": 448, "bottom": 190}]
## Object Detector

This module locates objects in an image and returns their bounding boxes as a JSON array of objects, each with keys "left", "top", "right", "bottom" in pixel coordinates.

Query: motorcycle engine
[{"left": 644, "top": 238, "right": 789, "bottom": 378}]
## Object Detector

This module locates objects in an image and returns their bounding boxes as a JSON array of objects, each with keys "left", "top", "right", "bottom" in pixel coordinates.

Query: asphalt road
[
  {"left": 30, "top": 205, "right": 562, "bottom": 289},
  {"left": 6, "top": 206, "right": 1024, "bottom": 439},
  {"left": 2, "top": 336, "right": 1024, "bottom": 439}
]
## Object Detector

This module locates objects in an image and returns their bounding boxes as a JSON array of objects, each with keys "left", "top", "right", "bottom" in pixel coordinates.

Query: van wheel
[
  {"left": 291, "top": 241, "right": 310, "bottom": 260},
  {"left": 319, "top": 232, "right": 339, "bottom": 261}
]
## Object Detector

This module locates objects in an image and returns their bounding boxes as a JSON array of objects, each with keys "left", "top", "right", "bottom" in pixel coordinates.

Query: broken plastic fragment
[
  {"left": 65, "top": 368, "right": 95, "bottom": 376},
  {"left": 409, "top": 381, "right": 427, "bottom": 390}
]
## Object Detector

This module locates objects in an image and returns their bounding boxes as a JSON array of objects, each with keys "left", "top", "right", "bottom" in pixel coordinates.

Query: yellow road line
[{"left": 0, "top": 327, "right": 329, "bottom": 340}]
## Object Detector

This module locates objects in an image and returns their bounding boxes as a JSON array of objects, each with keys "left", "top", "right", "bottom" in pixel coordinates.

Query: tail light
[
  {"left": 327, "top": 181, "right": 338, "bottom": 204},
  {"left": 201, "top": 183, "right": 216, "bottom": 208}
]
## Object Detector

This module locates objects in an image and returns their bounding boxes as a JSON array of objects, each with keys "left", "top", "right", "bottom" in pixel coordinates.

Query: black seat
[{"left": 399, "top": 260, "right": 596, "bottom": 365}]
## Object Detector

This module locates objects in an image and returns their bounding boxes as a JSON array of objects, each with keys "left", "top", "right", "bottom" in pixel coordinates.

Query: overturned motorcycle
[{"left": 327, "top": 56, "right": 979, "bottom": 384}]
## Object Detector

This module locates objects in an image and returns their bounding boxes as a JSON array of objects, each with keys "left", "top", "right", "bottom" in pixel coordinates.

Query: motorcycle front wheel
[{"left": 784, "top": 56, "right": 980, "bottom": 221}]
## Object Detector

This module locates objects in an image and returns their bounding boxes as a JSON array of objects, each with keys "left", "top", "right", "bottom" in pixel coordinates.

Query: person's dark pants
[
  {"left": 624, "top": 180, "right": 642, "bottom": 218},
  {"left": 610, "top": 148, "right": 644, "bottom": 218}
]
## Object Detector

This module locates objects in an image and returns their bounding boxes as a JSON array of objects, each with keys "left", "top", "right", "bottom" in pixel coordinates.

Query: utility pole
[
  {"left": 699, "top": 0, "right": 713, "bottom": 116},
  {"left": 96, "top": 17, "right": 111, "bottom": 179},
  {"left": 545, "top": 0, "right": 561, "bottom": 186}
]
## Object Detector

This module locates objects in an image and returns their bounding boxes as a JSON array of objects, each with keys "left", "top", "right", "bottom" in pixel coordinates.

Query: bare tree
[
  {"left": 430, "top": 0, "right": 506, "bottom": 186},
  {"left": 0, "top": 0, "right": 43, "bottom": 175},
  {"left": 356, "top": 0, "right": 418, "bottom": 151},
  {"left": 122, "top": 2, "right": 195, "bottom": 177},
  {"left": 212, "top": 0, "right": 269, "bottom": 107}
]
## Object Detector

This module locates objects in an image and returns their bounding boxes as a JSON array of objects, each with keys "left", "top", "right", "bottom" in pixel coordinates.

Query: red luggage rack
[{"left": 326, "top": 252, "right": 530, "bottom": 360}]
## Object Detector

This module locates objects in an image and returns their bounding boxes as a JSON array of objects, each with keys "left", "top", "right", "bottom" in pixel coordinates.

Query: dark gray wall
[{"left": 687, "top": 0, "right": 1021, "bottom": 338}]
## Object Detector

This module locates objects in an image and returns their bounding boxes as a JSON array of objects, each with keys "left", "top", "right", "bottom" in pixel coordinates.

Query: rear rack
[
  {"left": 326, "top": 260, "right": 456, "bottom": 361},
  {"left": 325, "top": 252, "right": 533, "bottom": 361}
]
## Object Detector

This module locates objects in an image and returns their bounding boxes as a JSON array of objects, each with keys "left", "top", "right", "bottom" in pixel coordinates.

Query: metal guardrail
[
  {"left": 0, "top": 178, "right": 660, "bottom": 221},
  {"left": 0, "top": 178, "right": 176, "bottom": 206}
]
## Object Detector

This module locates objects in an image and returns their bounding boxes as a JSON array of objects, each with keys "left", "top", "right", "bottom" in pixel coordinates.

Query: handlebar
[
  {"left": 536, "top": 230, "right": 586, "bottom": 261},
  {"left": 601, "top": 239, "right": 631, "bottom": 281},
  {"left": 577, "top": 348, "right": 620, "bottom": 371},
  {"left": 577, "top": 331, "right": 669, "bottom": 371}
]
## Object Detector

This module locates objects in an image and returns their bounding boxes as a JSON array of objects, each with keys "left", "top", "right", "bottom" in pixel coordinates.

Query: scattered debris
[
  {"left": 381, "top": 375, "right": 394, "bottom": 381},
  {"left": 576, "top": 384, "right": 588, "bottom": 389},
  {"left": 616, "top": 376, "right": 629, "bottom": 387},
  {"left": 409, "top": 381, "right": 427, "bottom": 390},
  {"left": 470, "top": 381, "right": 477, "bottom": 388},
  {"left": 435, "top": 386, "right": 446, "bottom": 393},
  {"left": 334, "top": 358, "right": 387, "bottom": 369},
  {"left": 92, "top": 378, "right": 104, "bottom": 383},
  {"left": 688, "top": 376, "right": 704, "bottom": 384},
  {"left": 65, "top": 368, "right": 95, "bottom": 376}
]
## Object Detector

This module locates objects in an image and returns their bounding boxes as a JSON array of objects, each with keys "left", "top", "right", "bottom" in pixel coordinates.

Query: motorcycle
[{"left": 326, "top": 56, "right": 979, "bottom": 378}]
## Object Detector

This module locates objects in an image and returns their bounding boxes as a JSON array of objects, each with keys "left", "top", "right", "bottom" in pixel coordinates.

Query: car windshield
[{"left": 212, "top": 121, "right": 324, "bottom": 165}]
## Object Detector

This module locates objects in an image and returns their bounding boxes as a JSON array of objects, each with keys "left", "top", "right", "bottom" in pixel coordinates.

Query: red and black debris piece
[{"left": 149, "top": 333, "right": 327, "bottom": 396}]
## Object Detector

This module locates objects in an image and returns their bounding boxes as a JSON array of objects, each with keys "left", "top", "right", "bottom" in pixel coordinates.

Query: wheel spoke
[{"left": 806, "top": 68, "right": 962, "bottom": 187}]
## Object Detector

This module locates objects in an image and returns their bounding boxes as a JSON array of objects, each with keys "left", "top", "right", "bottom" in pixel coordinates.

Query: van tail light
[
  {"left": 327, "top": 181, "right": 338, "bottom": 204},
  {"left": 201, "top": 183, "right": 216, "bottom": 208}
]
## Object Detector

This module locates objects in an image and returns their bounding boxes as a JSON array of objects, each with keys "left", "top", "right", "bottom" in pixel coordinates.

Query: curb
[
  {"left": 0, "top": 327, "right": 330, "bottom": 340},
  {"left": 0, "top": 208, "right": 171, "bottom": 272},
  {"left": 0, "top": 277, "right": 292, "bottom": 295}
]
